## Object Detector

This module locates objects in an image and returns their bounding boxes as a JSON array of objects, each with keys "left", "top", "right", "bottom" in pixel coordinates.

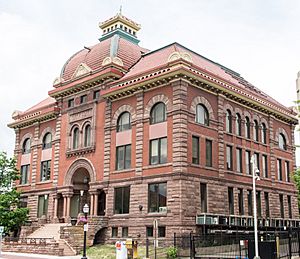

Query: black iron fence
[{"left": 174, "top": 229, "right": 300, "bottom": 259}]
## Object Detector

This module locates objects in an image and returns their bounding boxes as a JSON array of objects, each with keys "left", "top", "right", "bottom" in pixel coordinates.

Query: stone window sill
[
  {"left": 36, "top": 180, "right": 52, "bottom": 185},
  {"left": 112, "top": 168, "right": 135, "bottom": 174},
  {"left": 143, "top": 163, "right": 172, "bottom": 170},
  {"left": 66, "top": 145, "right": 95, "bottom": 157}
]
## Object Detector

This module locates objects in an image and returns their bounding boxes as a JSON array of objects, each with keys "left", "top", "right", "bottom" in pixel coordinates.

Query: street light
[
  {"left": 251, "top": 155, "right": 261, "bottom": 259},
  {"left": 81, "top": 203, "right": 89, "bottom": 259}
]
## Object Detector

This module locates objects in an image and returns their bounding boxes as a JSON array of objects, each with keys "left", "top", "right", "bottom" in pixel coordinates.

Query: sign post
[
  {"left": 0, "top": 226, "right": 4, "bottom": 257},
  {"left": 153, "top": 220, "right": 158, "bottom": 259}
]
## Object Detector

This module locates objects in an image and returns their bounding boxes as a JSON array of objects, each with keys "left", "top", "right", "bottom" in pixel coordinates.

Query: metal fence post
[
  {"left": 174, "top": 232, "right": 176, "bottom": 248},
  {"left": 190, "top": 232, "right": 193, "bottom": 259},
  {"left": 298, "top": 230, "right": 300, "bottom": 257},
  {"left": 288, "top": 228, "right": 292, "bottom": 259},
  {"left": 146, "top": 238, "right": 149, "bottom": 259}
]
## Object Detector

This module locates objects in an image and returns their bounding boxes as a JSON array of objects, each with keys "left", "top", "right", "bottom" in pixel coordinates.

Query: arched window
[
  {"left": 235, "top": 113, "right": 242, "bottom": 136},
  {"left": 150, "top": 102, "right": 166, "bottom": 124},
  {"left": 42, "top": 133, "right": 52, "bottom": 149},
  {"left": 225, "top": 110, "right": 232, "bottom": 133},
  {"left": 261, "top": 123, "right": 267, "bottom": 144},
  {"left": 279, "top": 133, "right": 287, "bottom": 150},
  {"left": 84, "top": 125, "right": 91, "bottom": 147},
  {"left": 22, "top": 138, "right": 31, "bottom": 154},
  {"left": 195, "top": 104, "right": 209, "bottom": 126},
  {"left": 72, "top": 127, "right": 79, "bottom": 149},
  {"left": 245, "top": 116, "right": 251, "bottom": 139},
  {"left": 117, "top": 112, "right": 131, "bottom": 132},
  {"left": 253, "top": 120, "right": 259, "bottom": 141}
]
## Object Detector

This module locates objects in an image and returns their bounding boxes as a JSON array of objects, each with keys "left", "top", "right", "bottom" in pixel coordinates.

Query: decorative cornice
[{"left": 102, "top": 63, "right": 297, "bottom": 124}]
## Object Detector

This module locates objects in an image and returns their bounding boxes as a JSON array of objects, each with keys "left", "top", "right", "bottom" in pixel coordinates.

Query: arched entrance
[{"left": 70, "top": 167, "right": 90, "bottom": 218}]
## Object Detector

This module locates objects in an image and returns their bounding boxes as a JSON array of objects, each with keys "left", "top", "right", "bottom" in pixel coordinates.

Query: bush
[{"left": 166, "top": 246, "right": 177, "bottom": 258}]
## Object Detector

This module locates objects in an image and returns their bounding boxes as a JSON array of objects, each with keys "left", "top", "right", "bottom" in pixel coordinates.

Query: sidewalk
[{"left": 0, "top": 251, "right": 81, "bottom": 259}]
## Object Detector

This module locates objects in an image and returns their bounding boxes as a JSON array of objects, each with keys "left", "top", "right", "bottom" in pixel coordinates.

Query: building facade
[{"left": 9, "top": 13, "right": 299, "bottom": 244}]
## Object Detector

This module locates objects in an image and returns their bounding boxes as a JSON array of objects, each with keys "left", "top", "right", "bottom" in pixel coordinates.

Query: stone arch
[
  {"left": 69, "top": 123, "right": 80, "bottom": 136},
  {"left": 112, "top": 104, "right": 136, "bottom": 125},
  {"left": 234, "top": 108, "right": 243, "bottom": 119},
  {"left": 259, "top": 117, "right": 269, "bottom": 128},
  {"left": 275, "top": 128, "right": 290, "bottom": 145},
  {"left": 64, "top": 158, "right": 96, "bottom": 186},
  {"left": 223, "top": 103, "right": 234, "bottom": 113},
  {"left": 20, "top": 133, "right": 33, "bottom": 150},
  {"left": 80, "top": 120, "right": 92, "bottom": 132},
  {"left": 39, "top": 127, "right": 55, "bottom": 145},
  {"left": 190, "top": 96, "right": 215, "bottom": 120},
  {"left": 144, "top": 94, "right": 172, "bottom": 119},
  {"left": 243, "top": 111, "right": 252, "bottom": 121},
  {"left": 252, "top": 114, "right": 260, "bottom": 123}
]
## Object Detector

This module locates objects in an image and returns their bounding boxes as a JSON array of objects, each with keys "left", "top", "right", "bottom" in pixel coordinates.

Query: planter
[{"left": 71, "top": 218, "right": 77, "bottom": 226}]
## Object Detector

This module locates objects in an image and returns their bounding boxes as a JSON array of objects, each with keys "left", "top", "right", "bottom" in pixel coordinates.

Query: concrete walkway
[{"left": 0, "top": 251, "right": 81, "bottom": 259}]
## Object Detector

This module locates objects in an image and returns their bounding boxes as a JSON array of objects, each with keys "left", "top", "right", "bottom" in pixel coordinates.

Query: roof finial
[{"left": 119, "top": 5, "right": 122, "bottom": 15}]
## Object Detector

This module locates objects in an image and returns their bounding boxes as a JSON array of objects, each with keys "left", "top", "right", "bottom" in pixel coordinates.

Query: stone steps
[{"left": 26, "top": 223, "right": 76, "bottom": 256}]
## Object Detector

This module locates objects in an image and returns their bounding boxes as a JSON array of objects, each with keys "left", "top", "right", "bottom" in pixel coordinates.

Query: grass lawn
[{"left": 86, "top": 244, "right": 169, "bottom": 259}]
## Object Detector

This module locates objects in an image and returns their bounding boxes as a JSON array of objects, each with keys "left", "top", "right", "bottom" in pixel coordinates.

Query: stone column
[
  {"left": 217, "top": 93, "right": 225, "bottom": 178},
  {"left": 94, "top": 192, "right": 99, "bottom": 216},
  {"left": 31, "top": 122, "right": 40, "bottom": 187},
  {"left": 66, "top": 196, "right": 71, "bottom": 218},
  {"left": 135, "top": 91, "right": 144, "bottom": 177},
  {"left": 63, "top": 196, "right": 67, "bottom": 218},
  {"left": 90, "top": 194, "right": 94, "bottom": 216},
  {"left": 103, "top": 99, "right": 112, "bottom": 182},
  {"left": 53, "top": 110, "right": 62, "bottom": 186},
  {"left": 53, "top": 196, "right": 58, "bottom": 219},
  {"left": 172, "top": 80, "right": 188, "bottom": 174}
]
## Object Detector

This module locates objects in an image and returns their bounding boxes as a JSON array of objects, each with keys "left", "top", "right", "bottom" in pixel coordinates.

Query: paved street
[{"left": 0, "top": 252, "right": 81, "bottom": 259}]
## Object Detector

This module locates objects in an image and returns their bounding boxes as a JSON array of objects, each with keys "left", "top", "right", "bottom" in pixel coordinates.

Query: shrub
[{"left": 166, "top": 246, "right": 177, "bottom": 258}]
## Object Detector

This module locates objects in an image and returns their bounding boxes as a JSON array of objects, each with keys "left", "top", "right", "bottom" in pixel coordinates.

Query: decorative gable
[{"left": 72, "top": 63, "right": 92, "bottom": 79}]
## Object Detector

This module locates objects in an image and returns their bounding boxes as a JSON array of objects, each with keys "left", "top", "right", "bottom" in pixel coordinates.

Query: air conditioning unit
[
  {"left": 265, "top": 220, "right": 269, "bottom": 227},
  {"left": 213, "top": 217, "right": 218, "bottom": 225},
  {"left": 159, "top": 207, "right": 167, "bottom": 213}
]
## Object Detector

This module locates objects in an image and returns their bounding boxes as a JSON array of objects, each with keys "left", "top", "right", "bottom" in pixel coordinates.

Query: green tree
[
  {"left": 293, "top": 168, "right": 300, "bottom": 209},
  {"left": 0, "top": 152, "right": 28, "bottom": 235}
]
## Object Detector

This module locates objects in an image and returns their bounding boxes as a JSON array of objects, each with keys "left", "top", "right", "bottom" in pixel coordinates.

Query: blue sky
[{"left": 0, "top": 0, "right": 300, "bottom": 158}]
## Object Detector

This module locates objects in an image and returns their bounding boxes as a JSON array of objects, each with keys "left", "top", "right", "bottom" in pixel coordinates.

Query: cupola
[{"left": 99, "top": 12, "right": 141, "bottom": 44}]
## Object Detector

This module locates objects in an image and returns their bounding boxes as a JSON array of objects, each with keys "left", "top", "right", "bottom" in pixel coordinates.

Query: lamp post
[
  {"left": 81, "top": 203, "right": 89, "bottom": 259},
  {"left": 251, "top": 155, "right": 261, "bottom": 259}
]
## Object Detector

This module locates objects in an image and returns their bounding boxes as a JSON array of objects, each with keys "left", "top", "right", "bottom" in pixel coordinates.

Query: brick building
[{"left": 8, "top": 13, "right": 299, "bottom": 244}]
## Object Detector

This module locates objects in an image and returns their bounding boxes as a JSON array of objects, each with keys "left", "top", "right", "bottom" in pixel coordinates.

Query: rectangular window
[
  {"left": 150, "top": 137, "right": 167, "bottom": 165},
  {"left": 277, "top": 159, "right": 282, "bottom": 181},
  {"left": 37, "top": 195, "right": 48, "bottom": 218},
  {"left": 122, "top": 227, "right": 128, "bottom": 238},
  {"left": 20, "top": 196, "right": 28, "bottom": 208},
  {"left": 114, "top": 186, "right": 130, "bottom": 214},
  {"left": 93, "top": 90, "right": 100, "bottom": 100},
  {"left": 256, "top": 191, "right": 261, "bottom": 217},
  {"left": 206, "top": 139, "right": 212, "bottom": 167},
  {"left": 40, "top": 160, "right": 51, "bottom": 181},
  {"left": 68, "top": 98, "right": 74, "bottom": 108},
  {"left": 112, "top": 227, "right": 118, "bottom": 237},
  {"left": 146, "top": 226, "right": 153, "bottom": 237},
  {"left": 228, "top": 187, "right": 234, "bottom": 215},
  {"left": 248, "top": 190, "right": 253, "bottom": 216},
  {"left": 245, "top": 151, "right": 251, "bottom": 175},
  {"left": 200, "top": 183, "right": 207, "bottom": 213},
  {"left": 192, "top": 136, "right": 199, "bottom": 164},
  {"left": 254, "top": 153, "right": 260, "bottom": 171},
  {"left": 226, "top": 145, "right": 233, "bottom": 170},
  {"left": 285, "top": 161, "right": 290, "bottom": 182},
  {"left": 148, "top": 182, "right": 167, "bottom": 213},
  {"left": 80, "top": 94, "right": 87, "bottom": 104},
  {"left": 287, "top": 195, "right": 292, "bottom": 218},
  {"left": 116, "top": 144, "right": 131, "bottom": 170},
  {"left": 236, "top": 148, "right": 242, "bottom": 173},
  {"left": 158, "top": 226, "right": 166, "bottom": 238},
  {"left": 262, "top": 155, "right": 268, "bottom": 178},
  {"left": 20, "top": 164, "right": 30, "bottom": 185},
  {"left": 279, "top": 194, "right": 284, "bottom": 218},
  {"left": 264, "top": 192, "right": 270, "bottom": 218},
  {"left": 238, "top": 188, "right": 244, "bottom": 215}
]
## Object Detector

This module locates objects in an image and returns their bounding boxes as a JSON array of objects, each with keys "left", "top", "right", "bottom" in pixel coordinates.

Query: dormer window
[
  {"left": 80, "top": 95, "right": 87, "bottom": 104},
  {"left": 120, "top": 25, "right": 123, "bottom": 29},
  {"left": 125, "top": 27, "right": 127, "bottom": 32},
  {"left": 129, "top": 29, "right": 132, "bottom": 34}
]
